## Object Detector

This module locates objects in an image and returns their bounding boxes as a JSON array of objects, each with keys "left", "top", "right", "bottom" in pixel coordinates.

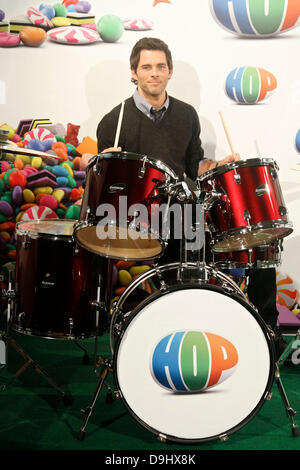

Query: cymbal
[{"left": 0, "top": 143, "right": 65, "bottom": 163}]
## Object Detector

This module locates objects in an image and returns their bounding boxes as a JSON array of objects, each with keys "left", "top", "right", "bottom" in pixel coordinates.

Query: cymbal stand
[
  {"left": 78, "top": 356, "right": 113, "bottom": 441},
  {"left": 0, "top": 274, "right": 71, "bottom": 404},
  {"left": 178, "top": 183, "right": 207, "bottom": 282}
]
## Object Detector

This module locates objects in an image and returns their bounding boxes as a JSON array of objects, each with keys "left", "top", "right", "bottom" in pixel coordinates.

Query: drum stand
[
  {"left": 0, "top": 276, "right": 71, "bottom": 405},
  {"left": 273, "top": 361, "right": 299, "bottom": 437},
  {"left": 78, "top": 356, "right": 113, "bottom": 441}
]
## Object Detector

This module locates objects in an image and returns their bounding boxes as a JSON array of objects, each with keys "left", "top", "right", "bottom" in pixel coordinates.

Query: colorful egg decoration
[
  {"left": 209, "top": 0, "right": 300, "bottom": 37},
  {"left": 47, "top": 25, "right": 99, "bottom": 44},
  {"left": 225, "top": 66, "right": 277, "bottom": 104}
]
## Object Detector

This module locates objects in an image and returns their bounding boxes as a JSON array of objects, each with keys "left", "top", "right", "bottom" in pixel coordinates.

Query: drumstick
[
  {"left": 114, "top": 101, "right": 125, "bottom": 148},
  {"left": 219, "top": 111, "right": 236, "bottom": 156},
  {"left": 254, "top": 140, "right": 261, "bottom": 158}
]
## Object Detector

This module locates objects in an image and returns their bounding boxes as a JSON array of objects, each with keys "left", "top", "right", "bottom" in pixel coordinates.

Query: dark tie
[{"left": 150, "top": 106, "right": 165, "bottom": 122}]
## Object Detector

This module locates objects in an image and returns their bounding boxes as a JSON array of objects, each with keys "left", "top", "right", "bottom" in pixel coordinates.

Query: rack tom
[{"left": 198, "top": 158, "right": 293, "bottom": 252}]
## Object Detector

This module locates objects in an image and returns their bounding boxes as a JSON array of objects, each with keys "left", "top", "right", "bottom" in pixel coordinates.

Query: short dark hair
[{"left": 130, "top": 37, "right": 173, "bottom": 84}]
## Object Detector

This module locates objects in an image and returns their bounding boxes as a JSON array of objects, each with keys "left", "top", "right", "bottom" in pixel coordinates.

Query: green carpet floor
[{"left": 0, "top": 330, "right": 299, "bottom": 454}]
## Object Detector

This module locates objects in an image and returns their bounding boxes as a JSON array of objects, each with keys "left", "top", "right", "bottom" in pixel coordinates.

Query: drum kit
[{"left": 0, "top": 145, "right": 298, "bottom": 444}]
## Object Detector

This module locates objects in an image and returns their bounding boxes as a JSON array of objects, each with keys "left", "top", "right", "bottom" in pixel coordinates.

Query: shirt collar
[{"left": 133, "top": 89, "right": 169, "bottom": 118}]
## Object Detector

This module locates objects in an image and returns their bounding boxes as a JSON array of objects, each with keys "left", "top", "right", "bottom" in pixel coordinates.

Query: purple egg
[
  {"left": 12, "top": 185, "right": 23, "bottom": 206},
  {"left": 0, "top": 200, "right": 13, "bottom": 217},
  {"left": 75, "top": 1, "right": 91, "bottom": 13},
  {"left": 59, "top": 187, "right": 71, "bottom": 197},
  {"left": 73, "top": 171, "right": 85, "bottom": 180},
  {"left": 112, "top": 264, "right": 118, "bottom": 286},
  {"left": 0, "top": 10, "right": 5, "bottom": 22}
]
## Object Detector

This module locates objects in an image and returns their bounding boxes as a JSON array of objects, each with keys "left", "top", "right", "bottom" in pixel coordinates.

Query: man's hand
[
  {"left": 198, "top": 153, "right": 240, "bottom": 176},
  {"left": 217, "top": 153, "right": 241, "bottom": 166},
  {"left": 101, "top": 147, "right": 122, "bottom": 153}
]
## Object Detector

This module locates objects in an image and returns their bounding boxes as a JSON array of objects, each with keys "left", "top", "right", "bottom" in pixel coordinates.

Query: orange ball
[
  {"left": 8, "top": 170, "right": 27, "bottom": 188},
  {"left": 14, "top": 158, "right": 24, "bottom": 170},
  {"left": 72, "top": 156, "right": 81, "bottom": 170},
  {"left": 69, "top": 188, "right": 81, "bottom": 201},
  {"left": 19, "top": 26, "right": 47, "bottom": 47}
]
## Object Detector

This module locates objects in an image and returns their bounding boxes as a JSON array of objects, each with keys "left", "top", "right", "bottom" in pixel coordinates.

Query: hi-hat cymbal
[{"left": 0, "top": 143, "right": 65, "bottom": 163}]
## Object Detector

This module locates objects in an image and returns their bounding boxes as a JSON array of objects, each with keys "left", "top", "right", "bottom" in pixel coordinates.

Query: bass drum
[{"left": 112, "top": 263, "right": 275, "bottom": 443}]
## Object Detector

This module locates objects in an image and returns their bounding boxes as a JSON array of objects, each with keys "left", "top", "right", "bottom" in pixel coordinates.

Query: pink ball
[
  {"left": 0, "top": 161, "right": 11, "bottom": 172},
  {"left": 39, "top": 194, "right": 58, "bottom": 210}
]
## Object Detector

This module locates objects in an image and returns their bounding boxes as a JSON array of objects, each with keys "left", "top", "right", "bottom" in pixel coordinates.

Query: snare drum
[
  {"left": 112, "top": 263, "right": 275, "bottom": 443},
  {"left": 74, "top": 152, "right": 177, "bottom": 261},
  {"left": 198, "top": 159, "right": 293, "bottom": 252},
  {"left": 12, "top": 219, "right": 111, "bottom": 339}
]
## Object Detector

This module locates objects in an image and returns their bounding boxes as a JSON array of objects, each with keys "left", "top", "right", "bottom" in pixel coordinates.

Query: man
[
  {"left": 96, "top": 37, "right": 283, "bottom": 358},
  {"left": 96, "top": 37, "right": 238, "bottom": 179}
]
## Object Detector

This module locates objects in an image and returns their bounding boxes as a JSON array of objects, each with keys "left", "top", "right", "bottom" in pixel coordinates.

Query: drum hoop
[
  {"left": 93, "top": 151, "right": 178, "bottom": 180},
  {"left": 110, "top": 262, "right": 246, "bottom": 353},
  {"left": 113, "top": 262, "right": 245, "bottom": 312},
  {"left": 214, "top": 260, "right": 281, "bottom": 270},
  {"left": 212, "top": 220, "right": 293, "bottom": 252},
  {"left": 112, "top": 279, "right": 276, "bottom": 444},
  {"left": 197, "top": 158, "right": 278, "bottom": 182},
  {"left": 73, "top": 220, "right": 166, "bottom": 261},
  {"left": 16, "top": 219, "right": 76, "bottom": 240}
]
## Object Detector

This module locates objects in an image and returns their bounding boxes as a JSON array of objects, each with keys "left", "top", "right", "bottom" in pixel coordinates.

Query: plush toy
[{"left": 65, "top": 123, "right": 80, "bottom": 147}]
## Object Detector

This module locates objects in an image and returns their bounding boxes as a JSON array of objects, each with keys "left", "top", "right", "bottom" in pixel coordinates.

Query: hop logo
[
  {"left": 209, "top": 0, "right": 300, "bottom": 37},
  {"left": 295, "top": 129, "right": 300, "bottom": 152},
  {"left": 225, "top": 67, "right": 277, "bottom": 104},
  {"left": 151, "top": 331, "right": 238, "bottom": 392}
]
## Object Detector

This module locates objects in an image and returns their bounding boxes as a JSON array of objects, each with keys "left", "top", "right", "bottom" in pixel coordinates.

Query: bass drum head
[{"left": 114, "top": 284, "right": 275, "bottom": 443}]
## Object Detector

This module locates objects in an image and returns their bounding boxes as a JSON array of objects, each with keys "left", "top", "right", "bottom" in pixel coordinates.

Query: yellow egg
[
  {"left": 31, "top": 157, "right": 42, "bottom": 169},
  {"left": 16, "top": 211, "right": 24, "bottom": 223},
  {"left": 118, "top": 269, "right": 132, "bottom": 286},
  {"left": 61, "top": 162, "right": 73, "bottom": 176},
  {"left": 23, "top": 188, "right": 35, "bottom": 203},
  {"left": 17, "top": 154, "right": 31, "bottom": 164},
  {"left": 129, "top": 265, "right": 151, "bottom": 276},
  {"left": 33, "top": 186, "right": 53, "bottom": 195},
  {"left": 52, "top": 189, "right": 65, "bottom": 203},
  {"left": 4, "top": 153, "right": 15, "bottom": 162}
]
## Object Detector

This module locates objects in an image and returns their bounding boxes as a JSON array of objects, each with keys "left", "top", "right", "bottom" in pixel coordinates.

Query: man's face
[{"left": 131, "top": 49, "right": 173, "bottom": 101}]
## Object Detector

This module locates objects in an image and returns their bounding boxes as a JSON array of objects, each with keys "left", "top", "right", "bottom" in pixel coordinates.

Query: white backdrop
[{"left": 1, "top": 0, "right": 300, "bottom": 282}]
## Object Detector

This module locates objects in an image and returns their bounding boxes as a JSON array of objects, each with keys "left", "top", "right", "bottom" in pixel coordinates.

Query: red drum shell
[
  {"left": 12, "top": 219, "right": 111, "bottom": 339},
  {"left": 74, "top": 152, "right": 177, "bottom": 261},
  {"left": 199, "top": 159, "right": 293, "bottom": 252},
  {"left": 210, "top": 242, "right": 282, "bottom": 270}
]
